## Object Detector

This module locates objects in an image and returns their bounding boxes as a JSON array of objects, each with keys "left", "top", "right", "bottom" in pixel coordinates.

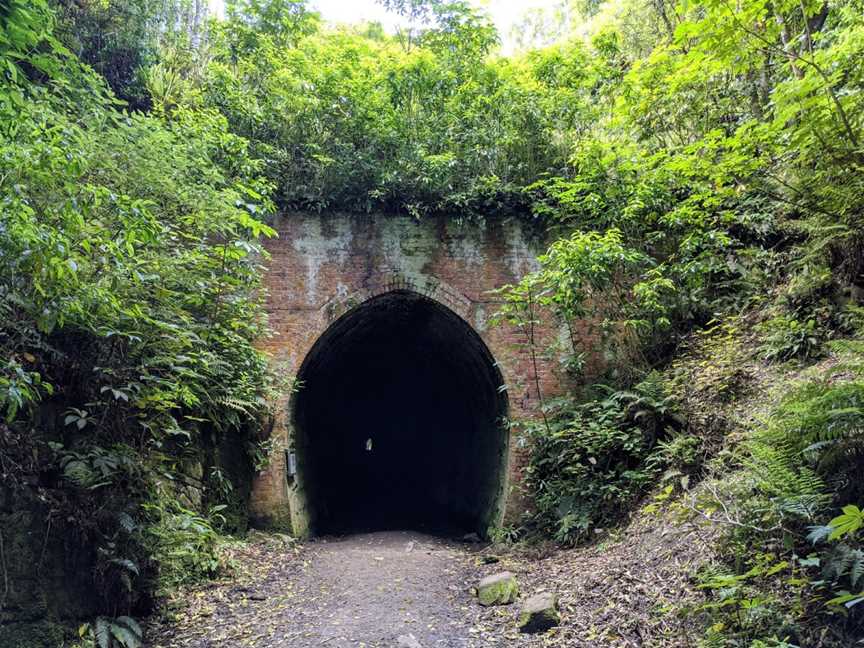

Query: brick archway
[
  {"left": 290, "top": 288, "right": 510, "bottom": 536},
  {"left": 250, "top": 212, "right": 574, "bottom": 535},
  {"left": 321, "top": 271, "right": 472, "bottom": 324}
]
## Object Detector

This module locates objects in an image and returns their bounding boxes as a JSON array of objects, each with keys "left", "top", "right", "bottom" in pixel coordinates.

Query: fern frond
[
  {"left": 824, "top": 544, "right": 864, "bottom": 591},
  {"left": 217, "top": 395, "right": 260, "bottom": 416}
]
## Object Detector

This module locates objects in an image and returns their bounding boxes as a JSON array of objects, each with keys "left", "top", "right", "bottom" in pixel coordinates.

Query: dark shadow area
[{"left": 293, "top": 290, "right": 508, "bottom": 536}]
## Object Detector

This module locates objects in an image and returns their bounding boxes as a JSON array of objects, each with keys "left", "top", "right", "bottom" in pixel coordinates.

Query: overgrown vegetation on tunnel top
[{"left": 3, "top": 0, "right": 864, "bottom": 645}]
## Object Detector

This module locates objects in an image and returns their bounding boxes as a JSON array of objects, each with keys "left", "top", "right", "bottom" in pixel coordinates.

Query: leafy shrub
[
  {"left": 759, "top": 315, "right": 826, "bottom": 362},
  {"left": 75, "top": 616, "right": 143, "bottom": 648},
  {"left": 142, "top": 501, "right": 227, "bottom": 591},
  {"left": 525, "top": 374, "right": 685, "bottom": 543},
  {"left": 757, "top": 376, "right": 864, "bottom": 503},
  {"left": 692, "top": 350, "right": 864, "bottom": 645},
  {"left": 806, "top": 505, "right": 864, "bottom": 610},
  {"left": 487, "top": 524, "right": 522, "bottom": 545},
  {"left": 700, "top": 375, "right": 864, "bottom": 554},
  {"left": 196, "top": 4, "right": 594, "bottom": 216},
  {"left": 647, "top": 430, "right": 702, "bottom": 482},
  {"left": 694, "top": 557, "right": 802, "bottom": 647},
  {"left": 0, "top": 0, "right": 277, "bottom": 633}
]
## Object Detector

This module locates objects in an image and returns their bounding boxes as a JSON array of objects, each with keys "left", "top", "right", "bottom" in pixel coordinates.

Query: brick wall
[{"left": 251, "top": 212, "right": 595, "bottom": 533}]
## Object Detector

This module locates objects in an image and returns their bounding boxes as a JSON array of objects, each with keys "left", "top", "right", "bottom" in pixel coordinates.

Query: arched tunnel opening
[{"left": 292, "top": 290, "right": 508, "bottom": 537}]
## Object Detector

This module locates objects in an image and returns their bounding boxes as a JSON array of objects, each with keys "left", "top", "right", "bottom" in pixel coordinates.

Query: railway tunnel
[{"left": 291, "top": 290, "right": 509, "bottom": 536}]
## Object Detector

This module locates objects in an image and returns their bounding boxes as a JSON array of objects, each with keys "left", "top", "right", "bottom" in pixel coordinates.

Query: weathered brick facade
[{"left": 251, "top": 212, "right": 589, "bottom": 535}]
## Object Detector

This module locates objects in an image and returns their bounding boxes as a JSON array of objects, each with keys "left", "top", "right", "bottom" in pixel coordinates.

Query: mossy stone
[
  {"left": 477, "top": 571, "right": 518, "bottom": 606},
  {"left": 518, "top": 592, "right": 560, "bottom": 634}
]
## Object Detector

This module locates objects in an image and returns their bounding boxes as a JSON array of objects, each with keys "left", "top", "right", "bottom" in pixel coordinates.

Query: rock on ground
[
  {"left": 476, "top": 571, "right": 519, "bottom": 606},
  {"left": 518, "top": 592, "right": 559, "bottom": 634},
  {"left": 146, "top": 512, "right": 714, "bottom": 648}
]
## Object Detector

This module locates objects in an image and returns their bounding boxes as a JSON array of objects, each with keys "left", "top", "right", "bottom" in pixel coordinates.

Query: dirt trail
[
  {"left": 148, "top": 514, "right": 710, "bottom": 648},
  {"left": 148, "top": 531, "right": 482, "bottom": 648}
]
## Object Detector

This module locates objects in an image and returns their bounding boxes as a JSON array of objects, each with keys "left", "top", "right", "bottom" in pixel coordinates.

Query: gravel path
[
  {"left": 147, "top": 531, "right": 482, "bottom": 648},
  {"left": 147, "top": 513, "right": 711, "bottom": 648}
]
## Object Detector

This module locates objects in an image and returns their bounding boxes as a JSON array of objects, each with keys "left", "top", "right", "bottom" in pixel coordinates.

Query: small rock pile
[{"left": 474, "top": 571, "right": 560, "bottom": 634}]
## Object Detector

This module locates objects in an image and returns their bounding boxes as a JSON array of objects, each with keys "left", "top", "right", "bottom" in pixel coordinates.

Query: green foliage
[
  {"left": 55, "top": 444, "right": 141, "bottom": 490},
  {"left": 77, "top": 616, "right": 143, "bottom": 648},
  {"left": 487, "top": 524, "right": 522, "bottom": 545},
  {"left": 1, "top": 93, "right": 277, "bottom": 437},
  {"left": 703, "top": 374, "right": 864, "bottom": 552},
  {"left": 0, "top": 357, "right": 53, "bottom": 422},
  {"left": 825, "top": 506, "right": 864, "bottom": 542},
  {"left": 647, "top": 429, "right": 702, "bottom": 482},
  {"left": 691, "top": 355, "right": 864, "bottom": 645},
  {"left": 380, "top": 0, "right": 498, "bottom": 58},
  {"left": 666, "top": 321, "right": 755, "bottom": 421},
  {"left": 0, "top": 0, "right": 277, "bottom": 635},
  {"left": 52, "top": 0, "right": 209, "bottom": 107},
  {"left": 525, "top": 374, "right": 687, "bottom": 544},
  {"left": 142, "top": 500, "right": 227, "bottom": 590},
  {"left": 194, "top": 5, "right": 604, "bottom": 215},
  {"left": 493, "top": 0, "right": 863, "bottom": 389},
  {"left": 693, "top": 557, "right": 803, "bottom": 648},
  {"left": 493, "top": 25, "right": 864, "bottom": 648},
  {"left": 1, "top": 0, "right": 55, "bottom": 60},
  {"left": 7, "top": 0, "right": 864, "bottom": 645},
  {"left": 759, "top": 315, "right": 826, "bottom": 362},
  {"left": 224, "top": 0, "right": 320, "bottom": 53},
  {"left": 759, "top": 377, "right": 864, "bottom": 501},
  {"left": 535, "top": 228, "right": 647, "bottom": 320}
]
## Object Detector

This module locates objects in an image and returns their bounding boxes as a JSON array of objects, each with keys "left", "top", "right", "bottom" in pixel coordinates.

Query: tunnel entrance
[{"left": 292, "top": 290, "right": 508, "bottom": 537}]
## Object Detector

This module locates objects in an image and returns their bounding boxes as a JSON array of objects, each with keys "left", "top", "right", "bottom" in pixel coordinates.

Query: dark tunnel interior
[{"left": 292, "top": 290, "right": 508, "bottom": 536}]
